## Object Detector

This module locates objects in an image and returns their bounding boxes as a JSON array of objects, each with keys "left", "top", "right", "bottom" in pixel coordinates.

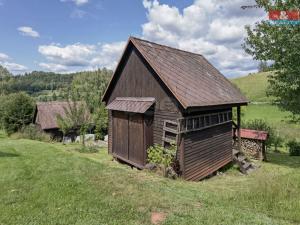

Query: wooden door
[
  {"left": 112, "top": 111, "right": 153, "bottom": 168},
  {"left": 128, "top": 114, "right": 144, "bottom": 166},
  {"left": 112, "top": 111, "right": 129, "bottom": 159}
]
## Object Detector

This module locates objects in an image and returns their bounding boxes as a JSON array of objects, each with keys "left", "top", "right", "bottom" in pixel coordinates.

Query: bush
[
  {"left": 147, "top": 144, "right": 177, "bottom": 177},
  {"left": 287, "top": 140, "right": 300, "bottom": 156},
  {"left": 1, "top": 93, "right": 35, "bottom": 135},
  {"left": 11, "top": 124, "right": 51, "bottom": 142}
]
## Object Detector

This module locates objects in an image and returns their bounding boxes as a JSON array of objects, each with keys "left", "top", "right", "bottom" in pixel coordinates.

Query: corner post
[{"left": 237, "top": 106, "right": 242, "bottom": 152}]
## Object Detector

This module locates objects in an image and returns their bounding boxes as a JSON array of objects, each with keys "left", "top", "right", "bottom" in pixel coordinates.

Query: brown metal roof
[
  {"left": 103, "top": 37, "right": 248, "bottom": 109},
  {"left": 34, "top": 101, "right": 87, "bottom": 130},
  {"left": 106, "top": 97, "right": 155, "bottom": 113}
]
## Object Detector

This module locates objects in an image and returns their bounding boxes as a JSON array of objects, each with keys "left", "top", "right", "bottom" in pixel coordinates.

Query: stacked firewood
[{"left": 241, "top": 139, "right": 263, "bottom": 160}]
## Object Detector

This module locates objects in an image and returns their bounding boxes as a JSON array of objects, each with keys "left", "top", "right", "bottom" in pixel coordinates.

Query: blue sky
[{"left": 0, "top": 0, "right": 265, "bottom": 77}]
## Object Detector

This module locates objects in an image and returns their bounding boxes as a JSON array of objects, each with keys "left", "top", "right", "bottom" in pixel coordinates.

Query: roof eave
[{"left": 185, "top": 101, "right": 249, "bottom": 111}]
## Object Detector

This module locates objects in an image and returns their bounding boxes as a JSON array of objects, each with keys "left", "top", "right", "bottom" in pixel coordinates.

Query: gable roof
[
  {"left": 103, "top": 37, "right": 248, "bottom": 109},
  {"left": 34, "top": 101, "right": 88, "bottom": 130}
]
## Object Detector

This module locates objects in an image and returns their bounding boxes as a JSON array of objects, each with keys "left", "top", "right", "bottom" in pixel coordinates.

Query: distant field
[
  {"left": 0, "top": 134, "right": 300, "bottom": 225},
  {"left": 231, "top": 72, "right": 299, "bottom": 141},
  {"left": 231, "top": 72, "right": 272, "bottom": 103},
  {"left": 242, "top": 104, "right": 300, "bottom": 141}
]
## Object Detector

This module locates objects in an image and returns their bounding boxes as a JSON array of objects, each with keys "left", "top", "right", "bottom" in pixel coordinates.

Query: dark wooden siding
[
  {"left": 183, "top": 122, "right": 233, "bottom": 181},
  {"left": 107, "top": 46, "right": 182, "bottom": 151},
  {"left": 108, "top": 111, "right": 112, "bottom": 153}
]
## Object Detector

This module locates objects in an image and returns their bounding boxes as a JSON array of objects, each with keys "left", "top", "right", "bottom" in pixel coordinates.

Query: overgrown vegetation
[
  {"left": 287, "top": 140, "right": 300, "bottom": 156},
  {"left": 0, "top": 93, "right": 35, "bottom": 135},
  {"left": 147, "top": 144, "right": 177, "bottom": 177},
  {"left": 10, "top": 124, "right": 51, "bottom": 142}
]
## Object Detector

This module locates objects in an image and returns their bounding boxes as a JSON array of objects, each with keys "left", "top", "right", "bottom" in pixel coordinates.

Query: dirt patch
[{"left": 151, "top": 212, "right": 167, "bottom": 225}]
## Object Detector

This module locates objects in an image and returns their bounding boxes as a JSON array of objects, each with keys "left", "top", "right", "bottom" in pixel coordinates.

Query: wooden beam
[{"left": 237, "top": 106, "right": 242, "bottom": 153}]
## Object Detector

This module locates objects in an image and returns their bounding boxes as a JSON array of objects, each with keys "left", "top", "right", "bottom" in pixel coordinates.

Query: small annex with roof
[{"left": 102, "top": 37, "right": 248, "bottom": 181}]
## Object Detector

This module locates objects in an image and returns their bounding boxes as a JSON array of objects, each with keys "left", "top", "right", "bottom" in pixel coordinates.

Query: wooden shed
[
  {"left": 102, "top": 37, "right": 248, "bottom": 181},
  {"left": 34, "top": 101, "right": 89, "bottom": 140}
]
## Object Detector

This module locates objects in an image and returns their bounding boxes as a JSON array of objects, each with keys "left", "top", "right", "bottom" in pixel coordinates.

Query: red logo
[{"left": 269, "top": 10, "right": 300, "bottom": 20}]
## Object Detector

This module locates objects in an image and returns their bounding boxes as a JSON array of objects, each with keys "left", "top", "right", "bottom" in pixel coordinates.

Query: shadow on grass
[
  {"left": 0, "top": 151, "right": 19, "bottom": 157},
  {"left": 267, "top": 152, "right": 300, "bottom": 169}
]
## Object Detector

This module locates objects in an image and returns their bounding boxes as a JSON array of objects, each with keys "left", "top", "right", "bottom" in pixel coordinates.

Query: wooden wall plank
[{"left": 183, "top": 122, "right": 232, "bottom": 181}]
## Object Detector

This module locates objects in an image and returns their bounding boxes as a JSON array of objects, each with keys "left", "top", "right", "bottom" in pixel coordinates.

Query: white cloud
[
  {"left": 90, "top": 41, "right": 126, "bottom": 69},
  {"left": 38, "top": 41, "right": 126, "bottom": 73},
  {"left": 18, "top": 26, "right": 40, "bottom": 38},
  {"left": 61, "top": 0, "right": 88, "bottom": 6},
  {"left": 38, "top": 43, "right": 95, "bottom": 67},
  {"left": 1, "top": 62, "right": 28, "bottom": 73},
  {"left": 39, "top": 63, "right": 68, "bottom": 73},
  {"left": 0, "top": 52, "right": 28, "bottom": 74},
  {"left": 0, "top": 53, "right": 10, "bottom": 61},
  {"left": 142, "top": 0, "right": 266, "bottom": 77}
]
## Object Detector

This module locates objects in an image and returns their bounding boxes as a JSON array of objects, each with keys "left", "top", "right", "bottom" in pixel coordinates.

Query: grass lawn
[
  {"left": 0, "top": 134, "right": 300, "bottom": 225},
  {"left": 242, "top": 104, "right": 300, "bottom": 141}
]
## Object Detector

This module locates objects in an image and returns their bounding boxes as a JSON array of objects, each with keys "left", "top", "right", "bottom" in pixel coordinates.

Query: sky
[{"left": 0, "top": 0, "right": 266, "bottom": 77}]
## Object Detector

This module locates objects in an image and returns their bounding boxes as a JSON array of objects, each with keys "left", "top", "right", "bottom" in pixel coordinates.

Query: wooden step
[
  {"left": 237, "top": 155, "right": 246, "bottom": 161},
  {"left": 242, "top": 162, "right": 251, "bottom": 170}
]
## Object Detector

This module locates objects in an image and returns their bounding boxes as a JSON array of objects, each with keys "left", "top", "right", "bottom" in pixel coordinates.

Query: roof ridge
[{"left": 130, "top": 36, "right": 204, "bottom": 58}]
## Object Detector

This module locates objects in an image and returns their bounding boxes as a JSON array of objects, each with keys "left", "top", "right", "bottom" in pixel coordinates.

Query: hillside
[
  {"left": 0, "top": 133, "right": 300, "bottom": 224},
  {"left": 231, "top": 72, "right": 272, "bottom": 103},
  {"left": 231, "top": 72, "right": 300, "bottom": 140},
  {"left": 0, "top": 69, "right": 112, "bottom": 102}
]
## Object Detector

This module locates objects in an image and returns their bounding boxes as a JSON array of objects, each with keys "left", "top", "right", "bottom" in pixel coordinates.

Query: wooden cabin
[
  {"left": 34, "top": 101, "right": 89, "bottom": 140},
  {"left": 102, "top": 37, "right": 248, "bottom": 181}
]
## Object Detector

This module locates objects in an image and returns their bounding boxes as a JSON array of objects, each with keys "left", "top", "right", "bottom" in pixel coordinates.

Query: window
[{"left": 178, "top": 110, "right": 232, "bottom": 133}]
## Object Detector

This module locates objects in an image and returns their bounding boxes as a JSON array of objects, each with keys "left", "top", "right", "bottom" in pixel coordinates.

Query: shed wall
[
  {"left": 183, "top": 122, "right": 233, "bottom": 181},
  {"left": 107, "top": 46, "right": 182, "bottom": 153}
]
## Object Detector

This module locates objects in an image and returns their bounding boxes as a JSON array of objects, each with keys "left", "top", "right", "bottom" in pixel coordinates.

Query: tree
[
  {"left": 69, "top": 68, "right": 112, "bottom": 139},
  {"left": 243, "top": 0, "right": 300, "bottom": 119},
  {"left": 1, "top": 93, "right": 35, "bottom": 135},
  {"left": 57, "top": 100, "right": 92, "bottom": 146},
  {"left": 0, "top": 65, "right": 11, "bottom": 79},
  {"left": 258, "top": 61, "right": 271, "bottom": 72}
]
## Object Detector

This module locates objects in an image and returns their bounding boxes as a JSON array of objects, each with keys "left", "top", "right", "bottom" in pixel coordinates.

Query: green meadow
[
  {"left": 0, "top": 134, "right": 300, "bottom": 225},
  {"left": 231, "top": 72, "right": 300, "bottom": 141}
]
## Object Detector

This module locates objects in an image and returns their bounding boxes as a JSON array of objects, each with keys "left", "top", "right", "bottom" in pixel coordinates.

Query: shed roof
[
  {"left": 103, "top": 37, "right": 248, "bottom": 109},
  {"left": 106, "top": 97, "right": 155, "bottom": 113},
  {"left": 238, "top": 129, "right": 269, "bottom": 141},
  {"left": 34, "top": 101, "right": 87, "bottom": 130}
]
